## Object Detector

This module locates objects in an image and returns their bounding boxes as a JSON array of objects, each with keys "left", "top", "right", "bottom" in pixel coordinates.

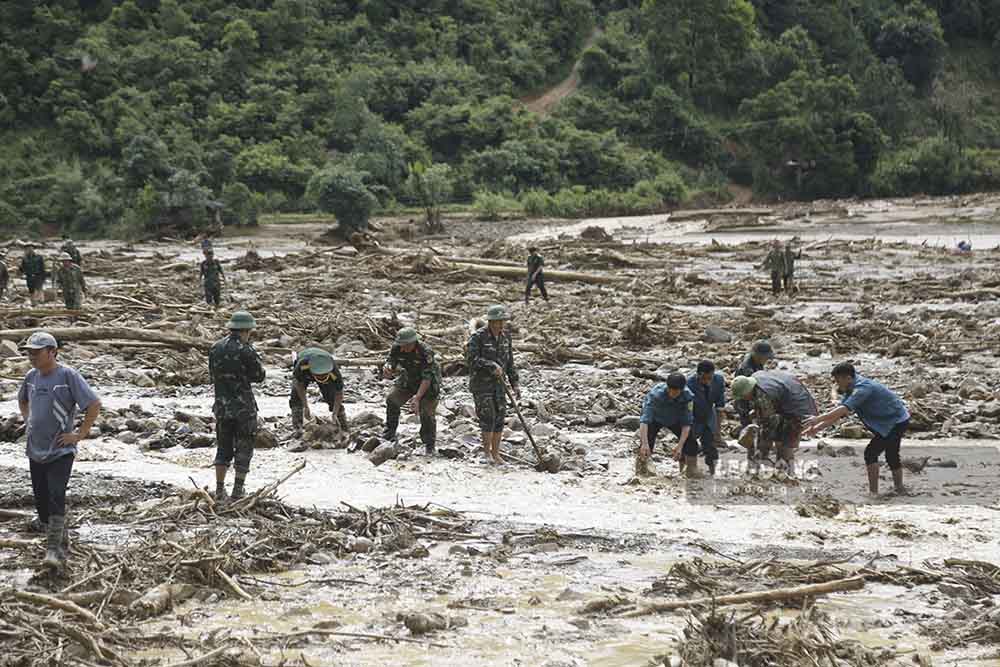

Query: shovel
[{"left": 504, "top": 378, "right": 561, "bottom": 473}]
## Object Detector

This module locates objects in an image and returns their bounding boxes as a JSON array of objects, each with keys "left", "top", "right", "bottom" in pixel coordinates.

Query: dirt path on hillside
[{"left": 522, "top": 27, "right": 602, "bottom": 115}]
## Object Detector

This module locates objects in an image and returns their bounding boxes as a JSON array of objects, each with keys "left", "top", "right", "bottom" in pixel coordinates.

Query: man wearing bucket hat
[
  {"left": 17, "top": 331, "right": 101, "bottom": 569},
  {"left": 290, "top": 347, "right": 348, "bottom": 438},
  {"left": 731, "top": 370, "right": 817, "bottom": 469},
  {"left": 525, "top": 246, "right": 548, "bottom": 305},
  {"left": 637, "top": 372, "right": 698, "bottom": 478},
  {"left": 19, "top": 244, "right": 48, "bottom": 304},
  {"left": 200, "top": 246, "right": 225, "bottom": 308},
  {"left": 55, "top": 252, "right": 87, "bottom": 309},
  {"left": 467, "top": 305, "right": 519, "bottom": 464},
  {"left": 209, "top": 311, "right": 266, "bottom": 501},
  {"left": 381, "top": 328, "right": 441, "bottom": 454}
]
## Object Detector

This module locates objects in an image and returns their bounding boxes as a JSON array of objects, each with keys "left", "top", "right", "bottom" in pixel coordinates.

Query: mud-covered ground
[{"left": 2, "top": 193, "right": 1000, "bottom": 666}]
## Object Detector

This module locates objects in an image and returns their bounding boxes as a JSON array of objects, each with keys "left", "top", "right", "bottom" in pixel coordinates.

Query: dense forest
[{"left": 1, "top": 0, "right": 999, "bottom": 235}]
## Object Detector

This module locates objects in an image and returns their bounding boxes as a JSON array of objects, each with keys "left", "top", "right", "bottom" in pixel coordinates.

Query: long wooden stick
[
  {"left": 12, "top": 589, "right": 105, "bottom": 628},
  {"left": 503, "top": 379, "right": 543, "bottom": 463},
  {"left": 616, "top": 576, "right": 865, "bottom": 618},
  {"left": 0, "top": 326, "right": 208, "bottom": 351}
]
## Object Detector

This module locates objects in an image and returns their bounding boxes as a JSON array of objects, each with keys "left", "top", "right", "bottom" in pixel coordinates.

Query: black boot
[
  {"left": 231, "top": 474, "right": 246, "bottom": 500},
  {"left": 291, "top": 407, "right": 303, "bottom": 437},
  {"left": 43, "top": 515, "right": 65, "bottom": 569}
]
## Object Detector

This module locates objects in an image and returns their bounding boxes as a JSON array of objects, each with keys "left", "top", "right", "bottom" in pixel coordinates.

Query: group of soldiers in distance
[
  {"left": 12, "top": 237, "right": 911, "bottom": 571},
  {"left": 0, "top": 239, "right": 86, "bottom": 308}
]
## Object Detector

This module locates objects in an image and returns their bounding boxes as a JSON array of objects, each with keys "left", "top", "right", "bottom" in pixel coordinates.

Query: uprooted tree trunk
[{"left": 0, "top": 326, "right": 209, "bottom": 351}]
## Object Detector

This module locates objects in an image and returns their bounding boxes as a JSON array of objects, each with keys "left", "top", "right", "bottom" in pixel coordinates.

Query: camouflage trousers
[
  {"left": 385, "top": 387, "right": 437, "bottom": 447},
  {"left": 473, "top": 392, "right": 506, "bottom": 433},
  {"left": 63, "top": 289, "right": 82, "bottom": 310},
  {"left": 213, "top": 418, "right": 257, "bottom": 474},
  {"left": 204, "top": 283, "right": 221, "bottom": 307}
]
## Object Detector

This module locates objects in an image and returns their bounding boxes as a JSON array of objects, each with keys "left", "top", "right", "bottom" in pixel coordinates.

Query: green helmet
[
  {"left": 395, "top": 327, "right": 419, "bottom": 345},
  {"left": 227, "top": 311, "right": 256, "bottom": 330},
  {"left": 486, "top": 304, "right": 510, "bottom": 321},
  {"left": 302, "top": 349, "right": 334, "bottom": 375},
  {"left": 731, "top": 375, "right": 758, "bottom": 400}
]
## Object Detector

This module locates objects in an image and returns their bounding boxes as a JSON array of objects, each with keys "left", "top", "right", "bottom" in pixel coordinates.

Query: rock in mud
[
  {"left": 352, "top": 410, "right": 384, "bottom": 428},
  {"left": 348, "top": 536, "right": 375, "bottom": 553},
  {"left": 579, "top": 226, "right": 613, "bottom": 242},
  {"left": 254, "top": 426, "right": 279, "bottom": 449},
  {"left": 616, "top": 415, "right": 641, "bottom": 430},
  {"left": 129, "top": 582, "right": 197, "bottom": 619},
  {"left": 0, "top": 340, "right": 20, "bottom": 358},
  {"left": 979, "top": 402, "right": 1000, "bottom": 419},
  {"left": 184, "top": 433, "right": 214, "bottom": 449},
  {"left": 369, "top": 442, "right": 402, "bottom": 466},
  {"left": 401, "top": 611, "right": 468, "bottom": 635},
  {"left": 958, "top": 378, "right": 991, "bottom": 400},
  {"left": 536, "top": 451, "right": 563, "bottom": 474},
  {"left": 303, "top": 421, "right": 349, "bottom": 449},
  {"left": 702, "top": 326, "right": 733, "bottom": 343}
]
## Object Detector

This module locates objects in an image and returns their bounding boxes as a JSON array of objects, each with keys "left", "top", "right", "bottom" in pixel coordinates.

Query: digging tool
[{"left": 504, "top": 378, "right": 561, "bottom": 473}]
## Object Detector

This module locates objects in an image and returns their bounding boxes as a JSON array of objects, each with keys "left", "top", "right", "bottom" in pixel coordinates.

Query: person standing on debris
[
  {"left": 525, "top": 246, "right": 548, "bottom": 305},
  {"left": 290, "top": 347, "right": 348, "bottom": 438},
  {"left": 381, "top": 328, "right": 442, "bottom": 455},
  {"left": 0, "top": 253, "right": 9, "bottom": 300},
  {"left": 783, "top": 242, "right": 801, "bottom": 293},
  {"left": 687, "top": 360, "right": 725, "bottom": 476},
  {"left": 209, "top": 311, "right": 266, "bottom": 501},
  {"left": 758, "top": 240, "right": 787, "bottom": 296},
  {"left": 200, "top": 246, "right": 225, "bottom": 308},
  {"left": 734, "top": 340, "right": 774, "bottom": 428},
  {"left": 803, "top": 363, "right": 910, "bottom": 496},
  {"left": 468, "top": 305, "right": 519, "bottom": 464},
  {"left": 17, "top": 331, "right": 101, "bottom": 569},
  {"left": 55, "top": 252, "right": 87, "bottom": 309},
  {"left": 637, "top": 373, "right": 698, "bottom": 478},
  {"left": 19, "top": 245, "right": 47, "bottom": 304},
  {"left": 60, "top": 237, "right": 82, "bottom": 266},
  {"left": 731, "top": 370, "right": 817, "bottom": 470}
]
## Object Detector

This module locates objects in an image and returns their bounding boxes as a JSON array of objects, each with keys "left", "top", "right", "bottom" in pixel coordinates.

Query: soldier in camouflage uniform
[
  {"left": 200, "top": 247, "right": 225, "bottom": 308},
  {"left": 467, "top": 305, "right": 520, "bottom": 464},
  {"left": 381, "top": 328, "right": 441, "bottom": 454},
  {"left": 0, "top": 253, "right": 9, "bottom": 301},
  {"left": 734, "top": 340, "right": 774, "bottom": 428},
  {"left": 209, "top": 311, "right": 266, "bottom": 501},
  {"left": 60, "top": 238, "right": 82, "bottom": 266},
  {"left": 55, "top": 253, "right": 87, "bottom": 309},
  {"left": 758, "top": 240, "right": 787, "bottom": 295},
  {"left": 525, "top": 247, "right": 548, "bottom": 304},
  {"left": 19, "top": 245, "right": 47, "bottom": 304},
  {"left": 290, "top": 347, "right": 348, "bottom": 437},
  {"left": 732, "top": 371, "right": 817, "bottom": 469}
]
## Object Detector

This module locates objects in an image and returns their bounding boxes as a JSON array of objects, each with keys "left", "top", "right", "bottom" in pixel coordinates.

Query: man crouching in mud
[
  {"left": 637, "top": 373, "right": 700, "bottom": 478},
  {"left": 803, "top": 362, "right": 910, "bottom": 497}
]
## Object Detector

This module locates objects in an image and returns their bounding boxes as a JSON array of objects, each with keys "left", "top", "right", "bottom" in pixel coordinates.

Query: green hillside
[{"left": 1, "top": 0, "right": 999, "bottom": 236}]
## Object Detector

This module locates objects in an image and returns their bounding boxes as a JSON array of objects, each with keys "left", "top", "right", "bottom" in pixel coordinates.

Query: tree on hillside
[
  {"left": 306, "top": 164, "right": 379, "bottom": 234},
  {"left": 643, "top": 0, "right": 757, "bottom": 104},
  {"left": 874, "top": 1, "right": 946, "bottom": 92},
  {"left": 406, "top": 161, "right": 453, "bottom": 233}
]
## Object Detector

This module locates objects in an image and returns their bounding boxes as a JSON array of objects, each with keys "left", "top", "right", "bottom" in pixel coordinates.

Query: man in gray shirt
[{"left": 17, "top": 331, "right": 101, "bottom": 569}]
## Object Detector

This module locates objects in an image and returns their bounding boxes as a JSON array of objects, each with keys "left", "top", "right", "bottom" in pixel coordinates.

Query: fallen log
[
  {"left": 0, "top": 326, "right": 209, "bottom": 351},
  {"left": 613, "top": 575, "right": 865, "bottom": 618},
  {"left": 446, "top": 261, "right": 622, "bottom": 284},
  {"left": 12, "top": 589, "right": 105, "bottom": 628}
]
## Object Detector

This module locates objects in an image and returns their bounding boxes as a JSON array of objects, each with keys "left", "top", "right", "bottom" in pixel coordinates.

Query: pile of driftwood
[{"left": 0, "top": 463, "right": 469, "bottom": 665}]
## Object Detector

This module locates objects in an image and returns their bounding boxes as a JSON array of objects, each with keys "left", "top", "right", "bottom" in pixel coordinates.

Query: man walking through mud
[
  {"left": 783, "top": 241, "right": 800, "bottom": 293},
  {"left": 17, "top": 331, "right": 101, "bottom": 570},
  {"left": 525, "top": 246, "right": 548, "bottom": 305},
  {"left": 55, "top": 252, "right": 87, "bottom": 309},
  {"left": 381, "top": 328, "right": 441, "bottom": 455},
  {"left": 637, "top": 373, "right": 698, "bottom": 478},
  {"left": 209, "top": 311, "right": 265, "bottom": 501},
  {"left": 759, "top": 240, "right": 787, "bottom": 296},
  {"left": 289, "top": 347, "right": 348, "bottom": 440},
  {"left": 803, "top": 363, "right": 910, "bottom": 496},
  {"left": 731, "top": 369, "right": 817, "bottom": 471},
  {"left": 687, "top": 361, "right": 725, "bottom": 476},
  {"left": 468, "top": 305, "right": 519, "bottom": 464},
  {"left": 200, "top": 246, "right": 225, "bottom": 308},
  {"left": 19, "top": 245, "right": 47, "bottom": 304}
]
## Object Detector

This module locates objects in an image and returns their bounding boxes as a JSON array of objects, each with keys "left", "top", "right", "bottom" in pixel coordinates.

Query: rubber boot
[
  {"left": 43, "top": 515, "right": 65, "bottom": 569},
  {"left": 707, "top": 459, "right": 717, "bottom": 476},
  {"left": 214, "top": 482, "right": 228, "bottom": 502},
  {"left": 684, "top": 456, "right": 704, "bottom": 479},
  {"left": 231, "top": 474, "right": 246, "bottom": 500}
]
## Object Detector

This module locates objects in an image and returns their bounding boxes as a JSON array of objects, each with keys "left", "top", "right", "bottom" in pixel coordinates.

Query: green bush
[
  {"left": 472, "top": 190, "right": 518, "bottom": 221},
  {"left": 872, "top": 136, "right": 973, "bottom": 196},
  {"left": 306, "top": 164, "right": 379, "bottom": 231}
]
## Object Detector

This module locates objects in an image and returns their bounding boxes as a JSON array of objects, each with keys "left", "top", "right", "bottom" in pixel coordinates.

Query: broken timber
[{"left": 0, "top": 326, "right": 208, "bottom": 352}]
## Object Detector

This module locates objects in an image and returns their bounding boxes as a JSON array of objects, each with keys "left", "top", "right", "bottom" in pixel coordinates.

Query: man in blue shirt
[
  {"left": 803, "top": 362, "right": 910, "bottom": 496},
  {"left": 687, "top": 360, "right": 725, "bottom": 476},
  {"left": 637, "top": 373, "right": 698, "bottom": 478},
  {"left": 17, "top": 331, "right": 101, "bottom": 569}
]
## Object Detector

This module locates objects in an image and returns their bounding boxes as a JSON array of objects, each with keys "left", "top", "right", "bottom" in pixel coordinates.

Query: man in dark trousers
[
  {"left": 803, "top": 363, "right": 910, "bottom": 496},
  {"left": 209, "top": 311, "right": 266, "bottom": 501},
  {"left": 734, "top": 340, "right": 774, "bottom": 428},
  {"left": 731, "top": 370, "right": 817, "bottom": 470},
  {"left": 381, "top": 328, "right": 441, "bottom": 455},
  {"left": 18, "top": 331, "right": 101, "bottom": 569},
  {"left": 687, "top": 360, "right": 725, "bottom": 476},
  {"left": 200, "top": 246, "right": 225, "bottom": 308},
  {"left": 637, "top": 372, "right": 698, "bottom": 478},
  {"left": 290, "top": 347, "right": 348, "bottom": 438},
  {"left": 525, "top": 247, "right": 548, "bottom": 304},
  {"left": 20, "top": 245, "right": 47, "bottom": 304}
]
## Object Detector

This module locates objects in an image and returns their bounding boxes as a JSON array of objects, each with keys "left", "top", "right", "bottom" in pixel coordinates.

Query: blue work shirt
[
  {"left": 18, "top": 364, "right": 99, "bottom": 464},
  {"left": 640, "top": 384, "right": 694, "bottom": 428},
  {"left": 687, "top": 373, "right": 726, "bottom": 436},
  {"left": 841, "top": 376, "right": 910, "bottom": 438}
]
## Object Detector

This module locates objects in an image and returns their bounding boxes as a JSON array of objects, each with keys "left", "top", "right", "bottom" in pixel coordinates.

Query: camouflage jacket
[
  {"left": 293, "top": 348, "right": 344, "bottom": 395},
  {"left": 19, "top": 254, "right": 46, "bottom": 280},
  {"left": 467, "top": 326, "right": 518, "bottom": 396},
  {"left": 783, "top": 247, "right": 800, "bottom": 275},
  {"left": 527, "top": 253, "right": 544, "bottom": 277},
  {"left": 200, "top": 258, "right": 224, "bottom": 287},
  {"left": 385, "top": 341, "right": 441, "bottom": 398},
  {"left": 61, "top": 242, "right": 82, "bottom": 265},
  {"left": 760, "top": 248, "right": 787, "bottom": 275},
  {"left": 56, "top": 265, "right": 86, "bottom": 295},
  {"left": 209, "top": 332, "right": 266, "bottom": 422}
]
